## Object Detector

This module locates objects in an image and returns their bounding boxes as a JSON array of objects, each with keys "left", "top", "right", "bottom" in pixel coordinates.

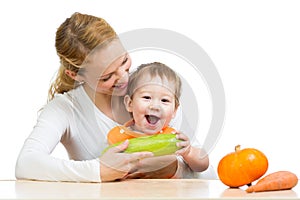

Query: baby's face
[{"left": 127, "top": 77, "right": 177, "bottom": 134}]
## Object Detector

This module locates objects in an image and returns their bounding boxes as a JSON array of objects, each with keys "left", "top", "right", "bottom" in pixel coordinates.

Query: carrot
[{"left": 246, "top": 171, "right": 298, "bottom": 193}]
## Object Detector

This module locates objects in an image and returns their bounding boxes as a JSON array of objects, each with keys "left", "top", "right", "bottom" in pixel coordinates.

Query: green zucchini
[{"left": 103, "top": 134, "right": 182, "bottom": 156}]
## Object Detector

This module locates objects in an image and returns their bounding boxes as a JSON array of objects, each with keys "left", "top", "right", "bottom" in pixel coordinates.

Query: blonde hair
[
  {"left": 48, "top": 12, "right": 117, "bottom": 101},
  {"left": 128, "top": 62, "right": 182, "bottom": 108}
]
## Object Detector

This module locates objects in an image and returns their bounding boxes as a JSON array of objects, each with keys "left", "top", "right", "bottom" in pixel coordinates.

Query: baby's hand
[{"left": 175, "top": 132, "right": 191, "bottom": 157}]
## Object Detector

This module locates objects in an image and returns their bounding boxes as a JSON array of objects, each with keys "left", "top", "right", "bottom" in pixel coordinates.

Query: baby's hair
[{"left": 127, "top": 62, "right": 182, "bottom": 108}]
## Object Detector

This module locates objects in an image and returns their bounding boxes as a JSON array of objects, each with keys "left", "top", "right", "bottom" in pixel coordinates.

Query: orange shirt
[{"left": 107, "top": 120, "right": 176, "bottom": 145}]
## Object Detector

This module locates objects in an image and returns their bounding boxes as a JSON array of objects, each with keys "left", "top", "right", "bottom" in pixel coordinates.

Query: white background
[{"left": 0, "top": 0, "right": 299, "bottom": 180}]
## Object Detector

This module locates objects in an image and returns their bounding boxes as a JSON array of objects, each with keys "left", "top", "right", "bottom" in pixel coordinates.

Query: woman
[{"left": 15, "top": 12, "right": 198, "bottom": 182}]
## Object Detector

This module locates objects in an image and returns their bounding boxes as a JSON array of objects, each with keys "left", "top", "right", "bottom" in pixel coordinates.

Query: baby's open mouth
[{"left": 145, "top": 115, "right": 160, "bottom": 125}]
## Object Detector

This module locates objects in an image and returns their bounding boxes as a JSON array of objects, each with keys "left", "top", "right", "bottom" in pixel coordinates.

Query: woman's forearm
[{"left": 16, "top": 139, "right": 100, "bottom": 182}]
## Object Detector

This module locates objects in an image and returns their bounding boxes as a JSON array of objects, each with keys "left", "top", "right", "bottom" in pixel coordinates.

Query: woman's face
[{"left": 80, "top": 39, "right": 132, "bottom": 96}]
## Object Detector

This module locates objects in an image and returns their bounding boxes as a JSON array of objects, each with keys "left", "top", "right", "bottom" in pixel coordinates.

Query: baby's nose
[{"left": 149, "top": 104, "right": 160, "bottom": 111}]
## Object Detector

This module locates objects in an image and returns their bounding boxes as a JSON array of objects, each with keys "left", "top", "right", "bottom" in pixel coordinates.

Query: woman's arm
[
  {"left": 15, "top": 100, "right": 101, "bottom": 182},
  {"left": 16, "top": 96, "right": 155, "bottom": 182},
  {"left": 16, "top": 145, "right": 101, "bottom": 182}
]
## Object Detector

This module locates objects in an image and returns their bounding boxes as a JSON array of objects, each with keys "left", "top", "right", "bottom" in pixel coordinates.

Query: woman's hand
[
  {"left": 99, "top": 140, "right": 153, "bottom": 182},
  {"left": 124, "top": 155, "right": 178, "bottom": 179}
]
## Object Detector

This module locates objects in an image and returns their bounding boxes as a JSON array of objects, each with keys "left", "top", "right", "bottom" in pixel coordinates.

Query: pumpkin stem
[{"left": 235, "top": 145, "right": 241, "bottom": 152}]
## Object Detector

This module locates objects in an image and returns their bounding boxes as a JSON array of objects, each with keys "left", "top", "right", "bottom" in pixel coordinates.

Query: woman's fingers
[
  {"left": 102, "top": 142, "right": 154, "bottom": 171},
  {"left": 124, "top": 156, "right": 178, "bottom": 179},
  {"left": 129, "top": 152, "right": 154, "bottom": 161},
  {"left": 100, "top": 139, "right": 154, "bottom": 181},
  {"left": 113, "top": 139, "right": 130, "bottom": 152}
]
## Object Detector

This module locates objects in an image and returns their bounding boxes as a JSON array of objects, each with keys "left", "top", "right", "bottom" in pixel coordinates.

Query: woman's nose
[
  {"left": 116, "top": 66, "right": 125, "bottom": 77},
  {"left": 116, "top": 65, "right": 129, "bottom": 78},
  {"left": 114, "top": 68, "right": 127, "bottom": 82}
]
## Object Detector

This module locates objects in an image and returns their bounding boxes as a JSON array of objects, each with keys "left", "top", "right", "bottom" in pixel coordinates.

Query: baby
[{"left": 107, "top": 62, "right": 209, "bottom": 173}]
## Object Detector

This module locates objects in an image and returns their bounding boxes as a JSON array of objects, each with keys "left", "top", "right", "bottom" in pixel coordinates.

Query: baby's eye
[
  {"left": 161, "top": 98, "right": 170, "bottom": 103},
  {"left": 142, "top": 96, "right": 151, "bottom": 100}
]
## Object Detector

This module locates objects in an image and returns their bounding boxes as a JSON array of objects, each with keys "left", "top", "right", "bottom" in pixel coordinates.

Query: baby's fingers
[
  {"left": 176, "top": 140, "right": 190, "bottom": 148},
  {"left": 176, "top": 140, "right": 191, "bottom": 156},
  {"left": 176, "top": 132, "right": 189, "bottom": 141},
  {"left": 175, "top": 147, "right": 187, "bottom": 155}
]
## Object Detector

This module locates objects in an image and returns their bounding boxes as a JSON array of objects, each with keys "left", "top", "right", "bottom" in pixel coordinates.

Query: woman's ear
[
  {"left": 65, "top": 69, "right": 84, "bottom": 82},
  {"left": 124, "top": 95, "right": 133, "bottom": 112}
]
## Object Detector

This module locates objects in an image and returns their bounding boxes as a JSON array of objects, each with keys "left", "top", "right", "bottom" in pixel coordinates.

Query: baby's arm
[{"left": 175, "top": 132, "right": 209, "bottom": 172}]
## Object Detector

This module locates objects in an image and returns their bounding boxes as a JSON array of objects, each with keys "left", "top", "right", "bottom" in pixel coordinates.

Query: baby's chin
[
  {"left": 141, "top": 127, "right": 162, "bottom": 135},
  {"left": 143, "top": 131, "right": 157, "bottom": 135},
  {"left": 134, "top": 123, "right": 165, "bottom": 135}
]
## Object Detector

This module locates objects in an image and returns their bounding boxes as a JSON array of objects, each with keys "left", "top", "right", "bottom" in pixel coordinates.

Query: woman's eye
[
  {"left": 122, "top": 57, "right": 128, "bottom": 65},
  {"left": 99, "top": 75, "right": 112, "bottom": 82}
]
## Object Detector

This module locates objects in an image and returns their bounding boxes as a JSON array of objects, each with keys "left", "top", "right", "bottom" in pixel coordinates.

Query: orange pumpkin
[{"left": 217, "top": 145, "right": 268, "bottom": 188}]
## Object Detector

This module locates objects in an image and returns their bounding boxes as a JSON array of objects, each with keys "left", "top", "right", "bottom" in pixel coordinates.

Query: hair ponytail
[{"left": 48, "top": 12, "right": 116, "bottom": 101}]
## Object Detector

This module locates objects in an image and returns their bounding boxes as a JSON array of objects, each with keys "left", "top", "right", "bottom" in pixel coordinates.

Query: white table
[{"left": 0, "top": 179, "right": 299, "bottom": 199}]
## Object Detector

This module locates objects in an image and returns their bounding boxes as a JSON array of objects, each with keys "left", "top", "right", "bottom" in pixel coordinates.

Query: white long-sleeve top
[{"left": 15, "top": 85, "right": 186, "bottom": 182}]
